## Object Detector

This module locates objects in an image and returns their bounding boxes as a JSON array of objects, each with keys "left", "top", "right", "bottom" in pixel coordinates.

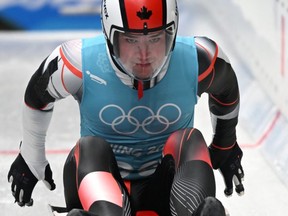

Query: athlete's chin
[
  {"left": 133, "top": 68, "right": 154, "bottom": 80},
  {"left": 134, "top": 73, "right": 152, "bottom": 80}
]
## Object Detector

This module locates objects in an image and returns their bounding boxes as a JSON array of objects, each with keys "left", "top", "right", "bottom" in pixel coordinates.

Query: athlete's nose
[{"left": 137, "top": 42, "right": 150, "bottom": 61}]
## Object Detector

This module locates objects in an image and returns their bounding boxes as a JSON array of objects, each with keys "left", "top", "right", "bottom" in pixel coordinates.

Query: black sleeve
[
  {"left": 196, "top": 37, "right": 239, "bottom": 149},
  {"left": 24, "top": 56, "right": 58, "bottom": 111}
]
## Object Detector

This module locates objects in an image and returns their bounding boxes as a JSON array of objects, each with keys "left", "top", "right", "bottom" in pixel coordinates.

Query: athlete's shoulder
[
  {"left": 60, "top": 39, "right": 83, "bottom": 77},
  {"left": 60, "top": 35, "right": 106, "bottom": 74},
  {"left": 195, "top": 36, "right": 235, "bottom": 95},
  {"left": 195, "top": 36, "right": 217, "bottom": 61},
  {"left": 195, "top": 36, "right": 230, "bottom": 64}
]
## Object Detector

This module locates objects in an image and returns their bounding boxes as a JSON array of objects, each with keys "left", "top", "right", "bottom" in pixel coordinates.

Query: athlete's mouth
[{"left": 136, "top": 63, "right": 151, "bottom": 67}]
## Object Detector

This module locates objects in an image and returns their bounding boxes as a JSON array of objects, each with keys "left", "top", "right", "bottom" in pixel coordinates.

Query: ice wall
[{"left": 179, "top": 0, "right": 288, "bottom": 186}]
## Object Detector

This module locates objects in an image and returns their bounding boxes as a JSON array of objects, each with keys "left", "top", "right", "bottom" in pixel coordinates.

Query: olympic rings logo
[{"left": 99, "top": 103, "right": 181, "bottom": 135}]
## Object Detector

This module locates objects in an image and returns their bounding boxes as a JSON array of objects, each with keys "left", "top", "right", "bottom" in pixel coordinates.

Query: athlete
[{"left": 8, "top": 0, "right": 245, "bottom": 215}]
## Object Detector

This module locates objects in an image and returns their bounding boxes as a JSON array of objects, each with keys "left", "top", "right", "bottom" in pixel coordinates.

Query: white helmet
[{"left": 101, "top": 0, "right": 179, "bottom": 81}]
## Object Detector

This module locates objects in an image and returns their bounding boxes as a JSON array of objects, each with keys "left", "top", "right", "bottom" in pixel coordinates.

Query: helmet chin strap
[
  {"left": 132, "top": 79, "right": 155, "bottom": 100},
  {"left": 133, "top": 78, "right": 157, "bottom": 100},
  {"left": 137, "top": 80, "right": 144, "bottom": 100}
]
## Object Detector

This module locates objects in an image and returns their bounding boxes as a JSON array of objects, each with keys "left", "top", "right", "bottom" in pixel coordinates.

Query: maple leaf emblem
[{"left": 137, "top": 6, "right": 152, "bottom": 20}]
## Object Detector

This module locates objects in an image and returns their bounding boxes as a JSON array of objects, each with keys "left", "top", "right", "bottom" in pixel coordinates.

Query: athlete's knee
[
  {"left": 163, "top": 128, "right": 211, "bottom": 167},
  {"left": 76, "top": 136, "right": 118, "bottom": 180},
  {"left": 78, "top": 136, "right": 111, "bottom": 156},
  {"left": 65, "top": 136, "right": 111, "bottom": 167},
  {"left": 78, "top": 136, "right": 115, "bottom": 164}
]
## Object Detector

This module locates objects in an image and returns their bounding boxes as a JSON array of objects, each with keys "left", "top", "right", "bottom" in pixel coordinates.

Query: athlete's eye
[
  {"left": 149, "top": 38, "right": 160, "bottom": 43},
  {"left": 125, "top": 38, "right": 138, "bottom": 44}
]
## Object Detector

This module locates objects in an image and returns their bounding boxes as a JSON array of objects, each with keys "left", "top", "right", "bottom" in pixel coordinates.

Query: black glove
[
  {"left": 7, "top": 153, "right": 56, "bottom": 206},
  {"left": 209, "top": 142, "right": 244, "bottom": 196}
]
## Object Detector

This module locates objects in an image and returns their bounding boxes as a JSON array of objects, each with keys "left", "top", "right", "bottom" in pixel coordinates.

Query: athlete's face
[{"left": 118, "top": 31, "right": 167, "bottom": 80}]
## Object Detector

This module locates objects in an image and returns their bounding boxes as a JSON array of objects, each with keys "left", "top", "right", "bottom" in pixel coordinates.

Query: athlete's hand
[
  {"left": 7, "top": 153, "right": 56, "bottom": 206},
  {"left": 209, "top": 142, "right": 244, "bottom": 196}
]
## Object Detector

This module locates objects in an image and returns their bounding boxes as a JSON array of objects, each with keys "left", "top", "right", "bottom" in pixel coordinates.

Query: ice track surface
[{"left": 1, "top": 5, "right": 288, "bottom": 216}]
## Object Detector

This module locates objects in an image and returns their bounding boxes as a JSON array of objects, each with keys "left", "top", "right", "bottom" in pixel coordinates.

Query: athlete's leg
[
  {"left": 163, "top": 128, "right": 216, "bottom": 215},
  {"left": 63, "top": 142, "right": 82, "bottom": 210},
  {"left": 63, "top": 136, "right": 131, "bottom": 216}
]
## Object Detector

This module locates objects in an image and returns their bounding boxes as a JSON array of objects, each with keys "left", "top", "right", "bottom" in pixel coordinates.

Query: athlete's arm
[
  {"left": 21, "top": 39, "right": 83, "bottom": 174},
  {"left": 7, "top": 40, "right": 83, "bottom": 206},
  {"left": 195, "top": 36, "right": 239, "bottom": 150}
]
